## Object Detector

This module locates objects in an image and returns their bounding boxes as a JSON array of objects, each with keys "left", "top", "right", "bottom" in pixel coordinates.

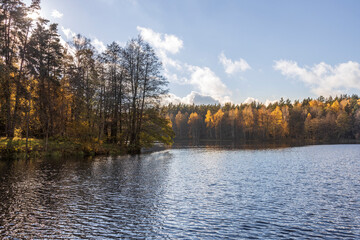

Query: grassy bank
[{"left": 0, "top": 137, "right": 126, "bottom": 159}]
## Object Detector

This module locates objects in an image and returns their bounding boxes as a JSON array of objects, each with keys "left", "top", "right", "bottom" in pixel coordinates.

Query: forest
[
  {"left": 1, "top": 1, "right": 360, "bottom": 157},
  {"left": 166, "top": 95, "right": 360, "bottom": 144},
  {"left": 0, "top": 0, "right": 174, "bottom": 155}
]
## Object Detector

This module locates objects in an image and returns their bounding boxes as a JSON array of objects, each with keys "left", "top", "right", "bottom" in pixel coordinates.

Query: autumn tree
[
  {"left": 188, "top": 112, "right": 202, "bottom": 142},
  {"left": 213, "top": 109, "right": 224, "bottom": 140},
  {"left": 204, "top": 110, "right": 214, "bottom": 138},
  {"left": 122, "top": 36, "right": 168, "bottom": 153}
]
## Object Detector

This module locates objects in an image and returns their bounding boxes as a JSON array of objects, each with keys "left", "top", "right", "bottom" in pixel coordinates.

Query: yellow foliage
[
  {"left": 188, "top": 112, "right": 201, "bottom": 124},
  {"left": 258, "top": 107, "right": 270, "bottom": 128},
  {"left": 271, "top": 106, "right": 283, "bottom": 125},
  {"left": 213, "top": 109, "right": 224, "bottom": 126},
  {"left": 166, "top": 115, "right": 173, "bottom": 128},
  {"left": 309, "top": 100, "right": 323, "bottom": 108},
  {"left": 204, "top": 110, "right": 214, "bottom": 128},
  {"left": 269, "top": 106, "right": 289, "bottom": 137},
  {"left": 228, "top": 108, "right": 239, "bottom": 121},
  {"left": 14, "top": 128, "right": 22, "bottom": 138},
  {"left": 331, "top": 100, "right": 340, "bottom": 112},
  {"left": 242, "top": 106, "right": 254, "bottom": 128}
]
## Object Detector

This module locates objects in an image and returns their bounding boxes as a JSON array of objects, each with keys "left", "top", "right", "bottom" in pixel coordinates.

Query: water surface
[{"left": 0, "top": 145, "right": 359, "bottom": 238}]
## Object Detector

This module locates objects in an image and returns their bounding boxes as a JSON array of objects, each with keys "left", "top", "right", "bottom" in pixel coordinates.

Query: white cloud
[
  {"left": 186, "top": 65, "right": 231, "bottom": 103},
  {"left": 92, "top": 38, "right": 106, "bottom": 53},
  {"left": 61, "top": 26, "right": 76, "bottom": 40},
  {"left": 219, "top": 52, "right": 251, "bottom": 75},
  {"left": 274, "top": 60, "right": 360, "bottom": 96},
  {"left": 137, "top": 26, "right": 183, "bottom": 70},
  {"left": 157, "top": 50, "right": 182, "bottom": 70},
  {"left": 51, "top": 9, "right": 63, "bottom": 19},
  {"left": 137, "top": 26, "right": 183, "bottom": 54}
]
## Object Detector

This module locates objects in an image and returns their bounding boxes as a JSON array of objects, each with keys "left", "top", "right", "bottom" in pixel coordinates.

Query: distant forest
[
  {"left": 0, "top": 0, "right": 173, "bottom": 154},
  {"left": 165, "top": 95, "right": 360, "bottom": 144}
]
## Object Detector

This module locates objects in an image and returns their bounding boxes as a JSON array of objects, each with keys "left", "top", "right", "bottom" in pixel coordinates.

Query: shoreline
[{"left": 1, "top": 137, "right": 358, "bottom": 160}]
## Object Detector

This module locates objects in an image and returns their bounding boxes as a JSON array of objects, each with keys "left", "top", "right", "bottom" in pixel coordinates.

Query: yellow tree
[
  {"left": 213, "top": 109, "right": 224, "bottom": 140},
  {"left": 331, "top": 100, "right": 340, "bottom": 112},
  {"left": 270, "top": 106, "right": 283, "bottom": 139},
  {"left": 188, "top": 112, "right": 201, "bottom": 141},
  {"left": 205, "top": 110, "right": 214, "bottom": 138},
  {"left": 309, "top": 100, "right": 323, "bottom": 118}
]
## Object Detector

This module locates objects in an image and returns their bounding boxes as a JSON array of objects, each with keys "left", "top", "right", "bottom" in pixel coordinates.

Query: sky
[{"left": 25, "top": 0, "right": 360, "bottom": 105}]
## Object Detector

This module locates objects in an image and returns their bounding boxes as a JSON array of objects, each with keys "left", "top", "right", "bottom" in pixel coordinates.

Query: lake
[{"left": 0, "top": 145, "right": 359, "bottom": 239}]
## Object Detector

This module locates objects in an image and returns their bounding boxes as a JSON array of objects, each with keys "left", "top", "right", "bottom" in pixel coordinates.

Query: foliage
[{"left": 165, "top": 95, "right": 360, "bottom": 143}]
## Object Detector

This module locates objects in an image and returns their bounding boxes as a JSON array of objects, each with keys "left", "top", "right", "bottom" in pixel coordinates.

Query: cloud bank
[{"left": 274, "top": 60, "right": 360, "bottom": 96}]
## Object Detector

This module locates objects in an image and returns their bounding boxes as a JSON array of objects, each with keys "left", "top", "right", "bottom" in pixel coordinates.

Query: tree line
[
  {"left": 0, "top": 0, "right": 173, "bottom": 154},
  {"left": 165, "top": 95, "right": 360, "bottom": 144}
]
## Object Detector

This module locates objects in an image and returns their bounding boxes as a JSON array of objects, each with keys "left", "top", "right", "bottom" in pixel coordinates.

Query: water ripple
[{"left": 0, "top": 145, "right": 360, "bottom": 238}]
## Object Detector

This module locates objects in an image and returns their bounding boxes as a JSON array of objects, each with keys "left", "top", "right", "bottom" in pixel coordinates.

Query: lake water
[{"left": 0, "top": 145, "right": 359, "bottom": 239}]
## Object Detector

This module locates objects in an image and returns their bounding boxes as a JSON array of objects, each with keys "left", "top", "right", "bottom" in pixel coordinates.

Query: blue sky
[{"left": 27, "top": 0, "right": 360, "bottom": 105}]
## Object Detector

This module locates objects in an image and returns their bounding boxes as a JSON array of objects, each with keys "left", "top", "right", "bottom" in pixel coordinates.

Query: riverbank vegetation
[
  {"left": 165, "top": 95, "right": 360, "bottom": 144},
  {"left": 0, "top": 0, "right": 174, "bottom": 157}
]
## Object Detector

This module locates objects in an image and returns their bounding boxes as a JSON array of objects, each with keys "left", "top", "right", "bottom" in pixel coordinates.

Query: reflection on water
[{"left": 0, "top": 145, "right": 360, "bottom": 238}]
